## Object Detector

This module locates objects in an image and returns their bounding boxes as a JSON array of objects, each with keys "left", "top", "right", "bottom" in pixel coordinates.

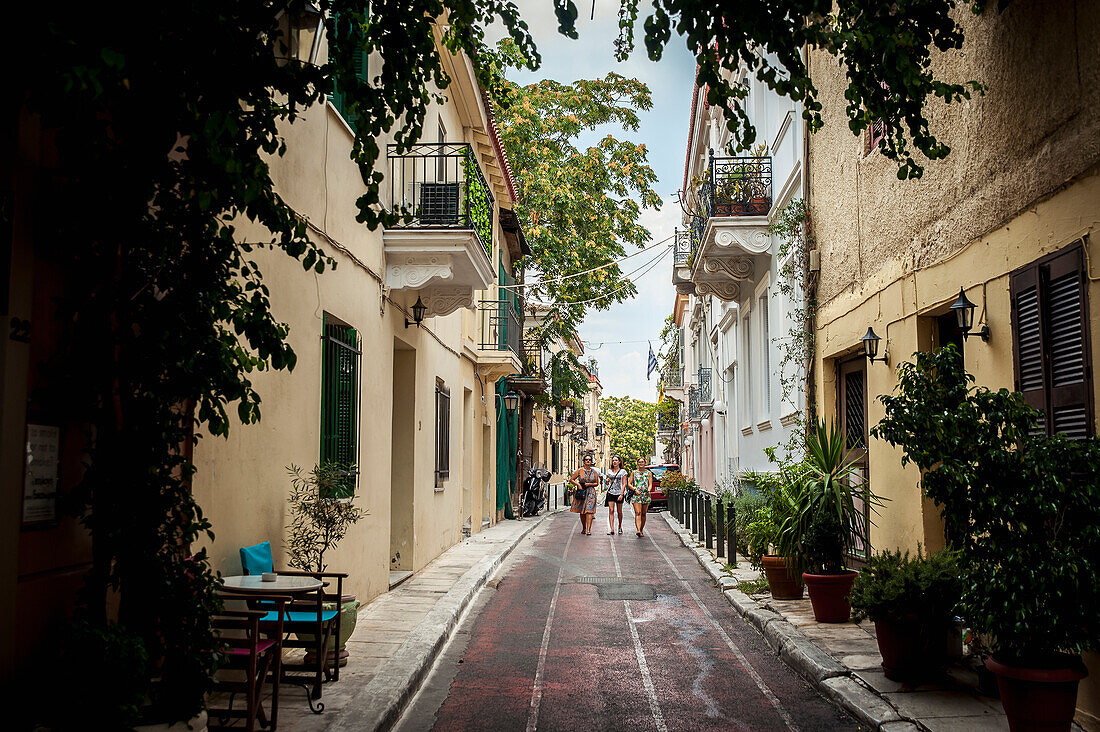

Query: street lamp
[
  {"left": 504, "top": 390, "right": 520, "bottom": 412},
  {"left": 860, "top": 327, "right": 888, "bottom": 364},
  {"left": 949, "top": 287, "right": 991, "bottom": 341},
  {"left": 405, "top": 296, "right": 427, "bottom": 328}
]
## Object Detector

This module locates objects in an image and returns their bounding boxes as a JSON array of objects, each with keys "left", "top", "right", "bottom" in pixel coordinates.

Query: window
[
  {"left": 865, "top": 119, "right": 886, "bottom": 155},
  {"left": 435, "top": 380, "right": 451, "bottom": 488},
  {"left": 741, "top": 313, "right": 752, "bottom": 426},
  {"left": 327, "top": 10, "right": 369, "bottom": 130},
  {"left": 1010, "top": 240, "right": 1094, "bottom": 439},
  {"left": 321, "top": 315, "right": 361, "bottom": 496},
  {"left": 759, "top": 291, "right": 770, "bottom": 415}
]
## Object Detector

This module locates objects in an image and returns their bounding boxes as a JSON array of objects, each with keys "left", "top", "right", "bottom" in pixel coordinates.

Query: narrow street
[{"left": 396, "top": 508, "right": 857, "bottom": 732}]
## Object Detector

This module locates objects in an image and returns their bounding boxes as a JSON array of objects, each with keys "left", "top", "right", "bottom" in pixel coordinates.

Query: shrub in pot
[
  {"left": 873, "top": 346, "right": 1100, "bottom": 731},
  {"left": 848, "top": 547, "right": 962, "bottom": 681},
  {"left": 286, "top": 463, "right": 365, "bottom": 666},
  {"left": 743, "top": 468, "right": 804, "bottom": 599},
  {"left": 776, "top": 419, "right": 884, "bottom": 622}
]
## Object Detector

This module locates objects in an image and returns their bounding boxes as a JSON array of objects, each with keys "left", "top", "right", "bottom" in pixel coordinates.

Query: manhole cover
[{"left": 571, "top": 576, "right": 657, "bottom": 600}]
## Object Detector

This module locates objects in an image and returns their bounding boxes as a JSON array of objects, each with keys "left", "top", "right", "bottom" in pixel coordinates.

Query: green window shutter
[
  {"left": 321, "top": 316, "right": 361, "bottom": 496},
  {"left": 328, "top": 10, "right": 370, "bottom": 130}
]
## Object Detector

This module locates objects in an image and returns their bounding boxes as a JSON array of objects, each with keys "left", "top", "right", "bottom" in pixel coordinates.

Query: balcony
[
  {"left": 657, "top": 406, "right": 681, "bottom": 434},
  {"left": 685, "top": 152, "right": 773, "bottom": 303},
  {"left": 383, "top": 143, "right": 495, "bottom": 317},
  {"left": 697, "top": 367, "right": 713, "bottom": 407},
  {"left": 688, "top": 385, "right": 701, "bottom": 422},
  {"left": 477, "top": 298, "right": 523, "bottom": 379},
  {"left": 575, "top": 407, "right": 587, "bottom": 427},
  {"left": 511, "top": 337, "right": 547, "bottom": 395},
  {"left": 661, "top": 367, "right": 684, "bottom": 389},
  {"left": 672, "top": 229, "right": 696, "bottom": 295}
]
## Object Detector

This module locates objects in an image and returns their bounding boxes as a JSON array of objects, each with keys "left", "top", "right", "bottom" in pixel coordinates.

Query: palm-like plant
[{"left": 776, "top": 420, "right": 885, "bottom": 574}]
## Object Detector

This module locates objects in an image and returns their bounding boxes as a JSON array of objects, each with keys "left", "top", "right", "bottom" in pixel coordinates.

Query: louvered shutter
[
  {"left": 1010, "top": 242, "right": 1094, "bottom": 439},
  {"left": 436, "top": 384, "right": 451, "bottom": 486},
  {"left": 328, "top": 9, "right": 370, "bottom": 129},
  {"left": 1010, "top": 264, "right": 1048, "bottom": 422},
  {"left": 321, "top": 318, "right": 361, "bottom": 496},
  {"left": 1046, "top": 246, "right": 1092, "bottom": 438}
]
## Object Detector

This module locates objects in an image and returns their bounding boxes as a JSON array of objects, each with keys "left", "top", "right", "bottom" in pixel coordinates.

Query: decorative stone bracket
[{"left": 383, "top": 228, "right": 494, "bottom": 316}]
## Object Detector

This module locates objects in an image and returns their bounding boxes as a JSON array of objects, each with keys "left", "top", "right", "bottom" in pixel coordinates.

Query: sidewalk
[
  {"left": 660, "top": 511, "right": 1023, "bottom": 732},
  {"left": 275, "top": 510, "right": 560, "bottom": 732}
]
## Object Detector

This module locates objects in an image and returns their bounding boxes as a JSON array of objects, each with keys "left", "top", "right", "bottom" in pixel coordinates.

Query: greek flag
[{"left": 647, "top": 342, "right": 658, "bottom": 381}]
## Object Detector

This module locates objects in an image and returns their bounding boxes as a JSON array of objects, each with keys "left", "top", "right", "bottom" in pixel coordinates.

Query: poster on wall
[{"left": 23, "top": 424, "right": 60, "bottom": 525}]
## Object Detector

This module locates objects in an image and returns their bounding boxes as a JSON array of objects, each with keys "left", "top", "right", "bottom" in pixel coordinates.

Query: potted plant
[
  {"left": 742, "top": 469, "right": 804, "bottom": 600},
  {"left": 776, "top": 420, "right": 883, "bottom": 622},
  {"left": 286, "top": 462, "right": 365, "bottom": 667},
  {"left": 873, "top": 346, "right": 1100, "bottom": 731},
  {"left": 848, "top": 547, "right": 962, "bottom": 681}
]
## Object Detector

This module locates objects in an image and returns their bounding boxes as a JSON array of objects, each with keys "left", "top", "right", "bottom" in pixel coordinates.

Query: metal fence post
[
  {"left": 705, "top": 494, "right": 714, "bottom": 550},
  {"left": 726, "top": 501, "right": 737, "bottom": 566},
  {"left": 685, "top": 490, "right": 692, "bottom": 532},
  {"left": 716, "top": 498, "right": 725, "bottom": 559},
  {"left": 693, "top": 491, "right": 701, "bottom": 538}
]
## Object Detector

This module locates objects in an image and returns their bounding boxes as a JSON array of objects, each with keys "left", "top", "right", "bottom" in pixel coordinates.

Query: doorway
[{"left": 390, "top": 340, "right": 416, "bottom": 575}]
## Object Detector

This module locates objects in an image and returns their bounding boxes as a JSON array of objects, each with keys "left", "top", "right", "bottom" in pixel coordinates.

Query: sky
[{"left": 491, "top": 1, "right": 696, "bottom": 402}]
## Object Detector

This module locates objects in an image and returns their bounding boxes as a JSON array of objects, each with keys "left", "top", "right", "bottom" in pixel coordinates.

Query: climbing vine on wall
[
  {"left": 463, "top": 150, "right": 493, "bottom": 257},
  {"left": 770, "top": 198, "right": 817, "bottom": 451}
]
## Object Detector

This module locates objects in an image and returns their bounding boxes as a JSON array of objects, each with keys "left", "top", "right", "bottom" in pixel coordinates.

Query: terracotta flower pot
[
  {"left": 985, "top": 655, "right": 1087, "bottom": 732},
  {"left": 874, "top": 615, "right": 952, "bottom": 681},
  {"left": 761, "top": 555, "right": 804, "bottom": 600},
  {"left": 802, "top": 570, "right": 857, "bottom": 623}
]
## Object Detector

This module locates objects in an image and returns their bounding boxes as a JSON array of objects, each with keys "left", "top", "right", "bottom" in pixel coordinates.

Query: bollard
[
  {"left": 726, "top": 500, "right": 737, "bottom": 566},
  {"left": 694, "top": 491, "right": 702, "bottom": 539},
  {"left": 706, "top": 495, "right": 715, "bottom": 550},
  {"left": 716, "top": 498, "right": 725, "bottom": 559},
  {"left": 687, "top": 491, "right": 694, "bottom": 533}
]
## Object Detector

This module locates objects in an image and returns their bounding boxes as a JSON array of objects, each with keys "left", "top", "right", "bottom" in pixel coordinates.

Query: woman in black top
[{"left": 603, "top": 455, "right": 628, "bottom": 535}]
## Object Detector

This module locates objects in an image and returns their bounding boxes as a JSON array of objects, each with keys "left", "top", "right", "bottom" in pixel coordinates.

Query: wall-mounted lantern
[
  {"left": 405, "top": 296, "right": 427, "bottom": 328},
  {"left": 860, "top": 327, "right": 888, "bottom": 364},
  {"left": 949, "top": 287, "right": 991, "bottom": 342},
  {"left": 504, "top": 390, "right": 520, "bottom": 412}
]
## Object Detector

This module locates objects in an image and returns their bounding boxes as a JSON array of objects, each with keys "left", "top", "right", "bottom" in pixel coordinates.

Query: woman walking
[
  {"left": 603, "top": 455, "right": 628, "bottom": 535},
  {"left": 629, "top": 456, "right": 652, "bottom": 537},
  {"left": 569, "top": 453, "right": 601, "bottom": 536}
]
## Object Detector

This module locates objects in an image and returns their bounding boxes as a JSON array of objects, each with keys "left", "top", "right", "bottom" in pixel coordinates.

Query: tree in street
[{"left": 601, "top": 396, "right": 658, "bottom": 466}]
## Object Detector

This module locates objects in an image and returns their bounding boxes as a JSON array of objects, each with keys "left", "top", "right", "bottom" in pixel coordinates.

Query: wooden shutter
[
  {"left": 321, "top": 317, "right": 361, "bottom": 496},
  {"left": 436, "top": 383, "right": 450, "bottom": 486},
  {"left": 1011, "top": 241, "right": 1094, "bottom": 438}
]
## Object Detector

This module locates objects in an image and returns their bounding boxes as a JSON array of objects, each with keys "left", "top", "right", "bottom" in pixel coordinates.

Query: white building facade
[{"left": 663, "top": 53, "right": 807, "bottom": 492}]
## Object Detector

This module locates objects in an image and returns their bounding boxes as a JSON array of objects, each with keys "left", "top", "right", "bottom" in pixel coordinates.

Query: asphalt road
[{"left": 396, "top": 507, "right": 858, "bottom": 732}]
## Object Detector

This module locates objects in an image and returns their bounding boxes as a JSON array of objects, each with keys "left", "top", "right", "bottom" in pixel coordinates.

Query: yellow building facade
[{"left": 807, "top": 3, "right": 1100, "bottom": 726}]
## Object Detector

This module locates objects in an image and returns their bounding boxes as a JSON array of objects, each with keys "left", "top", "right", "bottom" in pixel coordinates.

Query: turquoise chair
[{"left": 231, "top": 541, "right": 346, "bottom": 713}]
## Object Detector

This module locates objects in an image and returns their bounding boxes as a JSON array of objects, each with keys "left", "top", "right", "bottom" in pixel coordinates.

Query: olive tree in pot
[
  {"left": 873, "top": 346, "right": 1100, "bottom": 731},
  {"left": 848, "top": 548, "right": 962, "bottom": 681},
  {"left": 776, "top": 420, "right": 884, "bottom": 622},
  {"left": 286, "top": 463, "right": 365, "bottom": 667}
]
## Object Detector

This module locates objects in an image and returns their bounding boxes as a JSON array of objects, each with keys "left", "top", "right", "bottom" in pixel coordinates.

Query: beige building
[
  {"left": 806, "top": 3, "right": 1100, "bottom": 726},
  {"left": 191, "top": 22, "right": 528, "bottom": 600},
  {"left": 0, "top": 13, "right": 528, "bottom": 679}
]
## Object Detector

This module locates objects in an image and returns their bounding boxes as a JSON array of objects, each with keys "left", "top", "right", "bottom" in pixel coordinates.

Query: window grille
[
  {"left": 435, "top": 382, "right": 451, "bottom": 487},
  {"left": 321, "top": 316, "right": 361, "bottom": 497}
]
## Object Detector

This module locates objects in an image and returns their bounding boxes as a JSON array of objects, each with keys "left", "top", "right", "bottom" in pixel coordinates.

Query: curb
[
  {"left": 660, "top": 512, "right": 920, "bottom": 732},
  {"left": 331, "top": 509, "right": 560, "bottom": 732}
]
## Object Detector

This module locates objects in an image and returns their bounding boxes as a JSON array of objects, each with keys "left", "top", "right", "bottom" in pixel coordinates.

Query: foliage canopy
[{"left": 600, "top": 396, "right": 658, "bottom": 466}]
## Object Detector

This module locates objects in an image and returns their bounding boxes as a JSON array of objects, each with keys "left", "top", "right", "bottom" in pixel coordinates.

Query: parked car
[{"left": 645, "top": 463, "right": 679, "bottom": 510}]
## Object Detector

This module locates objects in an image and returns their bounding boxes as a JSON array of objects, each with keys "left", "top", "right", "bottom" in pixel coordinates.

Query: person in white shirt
[{"left": 603, "top": 455, "right": 629, "bottom": 535}]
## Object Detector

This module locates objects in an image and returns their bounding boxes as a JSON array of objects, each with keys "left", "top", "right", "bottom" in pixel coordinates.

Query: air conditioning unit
[{"left": 418, "top": 182, "right": 461, "bottom": 225}]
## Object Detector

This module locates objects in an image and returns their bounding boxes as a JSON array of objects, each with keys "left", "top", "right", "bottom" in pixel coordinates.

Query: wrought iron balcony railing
[
  {"left": 697, "top": 367, "right": 713, "bottom": 404},
  {"left": 520, "top": 337, "right": 545, "bottom": 378},
  {"left": 477, "top": 298, "right": 521, "bottom": 360},
  {"left": 661, "top": 367, "right": 684, "bottom": 389},
  {"left": 674, "top": 228, "right": 693, "bottom": 267},
  {"left": 698, "top": 152, "right": 772, "bottom": 220},
  {"left": 575, "top": 407, "right": 586, "bottom": 426},
  {"left": 688, "top": 385, "right": 700, "bottom": 421},
  {"left": 657, "top": 408, "right": 680, "bottom": 433},
  {"left": 388, "top": 142, "right": 494, "bottom": 257}
]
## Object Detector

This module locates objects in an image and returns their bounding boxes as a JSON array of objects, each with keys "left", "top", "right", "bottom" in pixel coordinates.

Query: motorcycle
[{"left": 521, "top": 465, "right": 552, "bottom": 517}]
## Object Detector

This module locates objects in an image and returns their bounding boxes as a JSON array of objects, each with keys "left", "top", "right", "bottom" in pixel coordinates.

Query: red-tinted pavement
[{"left": 413, "top": 509, "right": 858, "bottom": 731}]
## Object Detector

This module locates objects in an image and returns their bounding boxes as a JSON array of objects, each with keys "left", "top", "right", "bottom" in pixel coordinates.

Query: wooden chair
[
  {"left": 208, "top": 595, "right": 288, "bottom": 731},
  {"left": 237, "top": 542, "right": 346, "bottom": 713}
]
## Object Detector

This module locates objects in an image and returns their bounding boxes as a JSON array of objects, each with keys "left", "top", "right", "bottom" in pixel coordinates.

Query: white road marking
[
  {"left": 646, "top": 530, "right": 800, "bottom": 732},
  {"left": 526, "top": 524, "right": 574, "bottom": 732},
  {"left": 609, "top": 537, "right": 669, "bottom": 732}
]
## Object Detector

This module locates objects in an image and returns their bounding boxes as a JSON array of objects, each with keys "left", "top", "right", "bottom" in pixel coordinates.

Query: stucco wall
[
  {"left": 809, "top": 0, "right": 1100, "bottom": 310},
  {"left": 192, "top": 93, "right": 504, "bottom": 606}
]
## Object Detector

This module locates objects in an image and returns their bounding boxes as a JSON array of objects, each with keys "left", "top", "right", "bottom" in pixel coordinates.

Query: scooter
[{"left": 521, "top": 465, "right": 552, "bottom": 517}]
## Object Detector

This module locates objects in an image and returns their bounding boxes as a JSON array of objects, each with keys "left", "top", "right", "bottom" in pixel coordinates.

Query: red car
[{"left": 645, "top": 463, "right": 679, "bottom": 510}]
